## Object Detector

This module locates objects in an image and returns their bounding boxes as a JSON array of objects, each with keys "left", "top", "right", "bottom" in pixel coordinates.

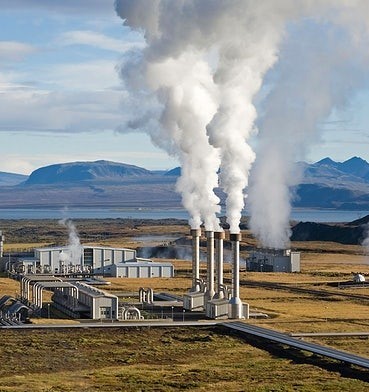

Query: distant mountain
[
  {"left": 0, "top": 160, "right": 179, "bottom": 208},
  {"left": 0, "top": 171, "right": 28, "bottom": 186},
  {"left": 295, "top": 156, "right": 369, "bottom": 209},
  {"left": 165, "top": 167, "right": 181, "bottom": 176},
  {"left": 24, "top": 160, "right": 152, "bottom": 185},
  {"left": 337, "top": 156, "right": 369, "bottom": 180},
  {"left": 0, "top": 157, "right": 368, "bottom": 210}
]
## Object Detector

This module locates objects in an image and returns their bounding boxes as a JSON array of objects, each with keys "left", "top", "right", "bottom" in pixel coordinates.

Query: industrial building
[
  {"left": 10, "top": 245, "right": 174, "bottom": 278},
  {"left": 246, "top": 249, "right": 301, "bottom": 273},
  {"left": 53, "top": 281, "right": 119, "bottom": 320},
  {"left": 20, "top": 275, "right": 119, "bottom": 320}
]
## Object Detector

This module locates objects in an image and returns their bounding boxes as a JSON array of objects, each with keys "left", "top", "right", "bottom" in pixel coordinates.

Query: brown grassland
[{"left": 0, "top": 219, "right": 369, "bottom": 390}]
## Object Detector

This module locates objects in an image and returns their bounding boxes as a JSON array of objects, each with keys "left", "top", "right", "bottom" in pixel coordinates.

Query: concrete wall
[
  {"left": 112, "top": 263, "right": 174, "bottom": 278},
  {"left": 94, "top": 296, "right": 118, "bottom": 320},
  {"left": 290, "top": 252, "right": 301, "bottom": 272}
]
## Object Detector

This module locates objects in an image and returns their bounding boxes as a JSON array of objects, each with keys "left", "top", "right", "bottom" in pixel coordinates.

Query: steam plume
[
  {"left": 115, "top": 0, "right": 369, "bottom": 239},
  {"left": 115, "top": 0, "right": 292, "bottom": 232},
  {"left": 249, "top": 13, "right": 369, "bottom": 249},
  {"left": 59, "top": 218, "right": 83, "bottom": 264}
]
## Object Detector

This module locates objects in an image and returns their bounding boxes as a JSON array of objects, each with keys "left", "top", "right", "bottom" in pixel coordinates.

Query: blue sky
[{"left": 0, "top": 0, "right": 368, "bottom": 174}]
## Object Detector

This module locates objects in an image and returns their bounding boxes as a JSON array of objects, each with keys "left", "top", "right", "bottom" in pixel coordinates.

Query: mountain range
[
  {"left": 0, "top": 157, "right": 368, "bottom": 209},
  {"left": 294, "top": 157, "right": 369, "bottom": 209}
]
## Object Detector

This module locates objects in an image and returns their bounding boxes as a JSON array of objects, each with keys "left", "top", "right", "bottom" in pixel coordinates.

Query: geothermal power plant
[{"left": 0, "top": 221, "right": 302, "bottom": 324}]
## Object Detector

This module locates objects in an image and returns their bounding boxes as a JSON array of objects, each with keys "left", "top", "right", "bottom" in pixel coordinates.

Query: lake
[{"left": 0, "top": 207, "right": 367, "bottom": 223}]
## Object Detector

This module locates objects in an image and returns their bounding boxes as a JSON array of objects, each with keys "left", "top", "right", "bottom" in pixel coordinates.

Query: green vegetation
[{"left": 0, "top": 327, "right": 368, "bottom": 392}]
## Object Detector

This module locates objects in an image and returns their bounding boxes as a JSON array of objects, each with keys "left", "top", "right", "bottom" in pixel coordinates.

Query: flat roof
[
  {"left": 73, "top": 282, "right": 117, "bottom": 299},
  {"left": 35, "top": 246, "right": 136, "bottom": 252},
  {"left": 114, "top": 261, "right": 173, "bottom": 267}
]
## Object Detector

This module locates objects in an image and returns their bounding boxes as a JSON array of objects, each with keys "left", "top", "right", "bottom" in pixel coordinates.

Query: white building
[
  {"left": 53, "top": 281, "right": 119, "bottom": 320},
  {"left": 20, "top": 275, "right": 119, "bottom": 320},
  {"left": 247, "top": 249, "right": 300, "bottom": 273},
  {"left": 16, "top": 245, "right": 174, "bottom": 278}
]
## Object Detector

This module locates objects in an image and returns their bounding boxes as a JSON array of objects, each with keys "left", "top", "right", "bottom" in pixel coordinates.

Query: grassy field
[
  {"left": 1, "top": 219, "right": 369, "bottom": 390},
  {"left": 0, "top": 327, "right": 368, "bottom": 392}
]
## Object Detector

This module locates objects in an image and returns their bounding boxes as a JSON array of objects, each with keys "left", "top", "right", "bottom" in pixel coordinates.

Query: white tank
[{"left": 353, "top": 273, "right": 365, "bottom": 283}]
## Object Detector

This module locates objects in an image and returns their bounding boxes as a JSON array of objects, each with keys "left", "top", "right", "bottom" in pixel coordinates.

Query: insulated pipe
[
  {"left": 148, "top": 288, "right": 154, "bottom": 303},
  {"left": 229, "top": 233, "right": 243, "bottom": 319},
  {"left": 20, "top": 277, "right": 26, "bottom": 299},
  {"left": 139, "top": 288, "right": 144, "bottom": 303},
  {"left": 24, "top": 278, "right": 30, "bottom": 302},
  {"left": 205, "top": 231, "right": 215, "bottom": 300},
  {"left": 190, "top": 229, "right": 201, "bottom": 291},
  {"left": 32, "top": 283, "right": 39, "bottom": 308},
  {"left": 32, "top": 283, "right": 38, "bottom": 304},
  {"left": 214, "top": 231, "right": 225, "bottom": 299},
  {"left": 38, "top": 285, "right": 43, "bottom": 308}
]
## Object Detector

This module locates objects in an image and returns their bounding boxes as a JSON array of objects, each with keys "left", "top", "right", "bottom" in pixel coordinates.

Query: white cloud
[
  {"left": 0, "top": 41, "right": 38, "bottom": 62},
  {"left": 0, "top": 58, "right": 129, "bottom": 135},
  {"left": 0, "top": 154, "right": 35, "bottom": 174},
  {"left": 59, "top": 30, "right": 144, "bottom": 53},
  {"left": 0, "top": 88, "right": 126, "bottom": 134},
  {"left": 0, "top": 0, "right": 115, "bottom": 15},
  {"left": 45, "top": 60, "right": 121, "bottom": 91}
]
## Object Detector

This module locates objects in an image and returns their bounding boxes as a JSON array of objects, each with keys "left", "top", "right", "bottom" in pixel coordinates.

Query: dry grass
[
  {"left": 3, "top": 243, "right": 52, "bottom": 251},
  {"left": 0, "top": 277, "right": 20, "bottom": 297},
  {"left": 0, "top": 327, "right": 367, "bottom": 392}
]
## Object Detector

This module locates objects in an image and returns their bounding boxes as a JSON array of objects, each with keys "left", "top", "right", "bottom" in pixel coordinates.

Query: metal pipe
[
  {"left": 190, "top": 229, "right": 201, "bottom": 292},
  {"left": 229, "top": 233, "right": 243, "bottom": 319},
  {"left": 205, "top": 231, "right": 215, "bottom": 300},
  {"left": 214, "top": 231, "right": 225, "bottom": 299}
]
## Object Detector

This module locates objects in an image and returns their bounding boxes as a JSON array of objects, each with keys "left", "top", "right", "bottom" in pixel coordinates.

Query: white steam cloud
[
  {"left": 115, "top": 0, "right": 291, "bottom": 233},
  {"left": 249, "top": 10, "right": 369, "bottom": 249},
  {"left": 59, "top": 218, "right": 83, "bottom": 264},
  {"left": 115, "top": 0, "right": 369, "bottom": 238},
  {"left": 361, "top": 223, "right": 369, "bottom": 256}
]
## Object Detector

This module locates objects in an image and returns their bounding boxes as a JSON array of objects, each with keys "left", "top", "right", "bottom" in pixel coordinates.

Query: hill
[
  {"left": 24, "top": 160, "right": 152, "bottom": 185},
  {"left": 0, "top": 160, "right": 180, "bottom": 208},
  {"left": 291, "top": 220, "right": 367, "bottom": 245},
  {"left": 0, "top": 171, "right": 28, "bottom": 186}
]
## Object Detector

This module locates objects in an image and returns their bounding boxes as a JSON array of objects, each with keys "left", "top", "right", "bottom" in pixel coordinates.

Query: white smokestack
[
  {"left": 0, "top": 230, "right": 4, "bottom": 258},
  {"left": 229, "top": 232, "right": 242, "bottom": 319},
  {"left": 214, "top": 231, "right": 225, "bottom": 299},
  {"left": 205, "top": 231, "right": 215, "bottom": 300},
  {"left": 190, "top": 228, "right": 201, "bottom": 291}
]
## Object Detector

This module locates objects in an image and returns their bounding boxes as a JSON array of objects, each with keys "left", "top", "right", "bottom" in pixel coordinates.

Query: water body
[{"left": 0, "top": 207, "right": 367, "bottom": 223}]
